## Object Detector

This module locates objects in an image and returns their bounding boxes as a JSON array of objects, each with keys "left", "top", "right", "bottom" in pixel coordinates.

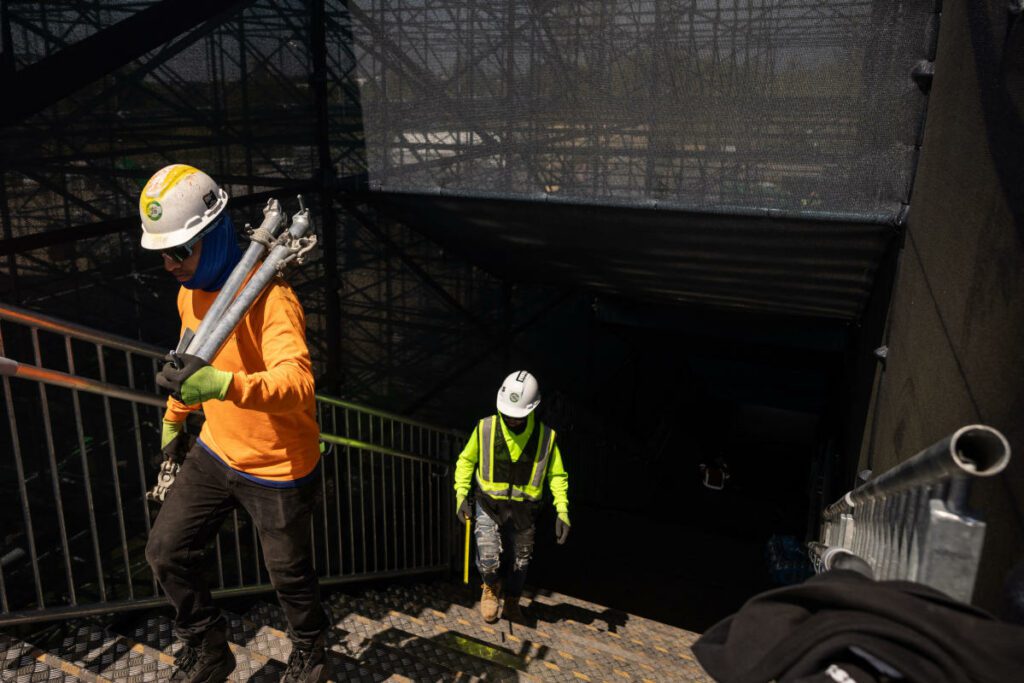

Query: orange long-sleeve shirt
[{"left": 163, "top": 271, "right": 321, "bottom": 484}]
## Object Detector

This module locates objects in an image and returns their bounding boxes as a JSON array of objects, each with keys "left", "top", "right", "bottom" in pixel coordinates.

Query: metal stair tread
[
  {"left": 1, "top": 632, "right": 107, "bottom": 683},
  {"left": 324, "top": 594, "right": 579, "bottom": 683},
  {"left": 415, "top": 581, "right": 696, "bottom": 663},
  {"left": 112, "top": 614, "right": 285, "bottom": 683},
  {"left": 436, "top": 582, "right": 698, "bottom": 648},
  {"left": 395, "top": 583, "right": 712, "bottom": 682},
  {"left": 218, "top": 610, "right": 411, "bottom": 683},
  {"left": 380, "top": 585, "right": 707, "bottom": 681},
  {"left": 522, "top": 588, "right": 695, "bottom": 642},
  {"left": 240, "top": 602, "right": 465, "bottom": 683},
  {"left": 52, "top": 620, "right": 168, "bottom": 683},
  {"left": 419, "top": 583, "right": 699, "bottom": 663},
  {"left": 355, "top": 588, "right": 695, "bottom": 683},
  {"left": 325, "top": 595, "right": 531, "bottom": 682}
]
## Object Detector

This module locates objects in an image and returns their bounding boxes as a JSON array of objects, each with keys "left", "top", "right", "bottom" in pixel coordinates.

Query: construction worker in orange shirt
[{"left": 140, "top": 164, "right": 330, "bottom": 683}]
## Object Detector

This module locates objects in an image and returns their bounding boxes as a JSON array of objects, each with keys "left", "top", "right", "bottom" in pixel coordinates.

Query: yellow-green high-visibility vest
[{"left": 474, "top": 415, "right": 557, "bottom": 503}]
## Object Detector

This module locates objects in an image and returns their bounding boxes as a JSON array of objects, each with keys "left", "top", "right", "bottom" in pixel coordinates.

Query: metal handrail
[
  {"left": 0, "top": 356, "right": 166, "bottom": 407},
  {"left": 814, "top": 425, "right": 1010, "bottom": 602},
  {"left": 0, "top": 302, "right": 458, "bottom": 625},
  {"left": 0, "top": 302, "right": 164, "bottom": 356},
  {"left": 316, "top": 394, "right": 465, "bottom": 438},
  {"left": 0, "top": 300, "right": 460, "bottom": 444},
  {"left": 0, "top": 359, "right": 456, "bottom": 466},
  {"left": 319, "top": 433, "right": 451, "bottom": 466}
]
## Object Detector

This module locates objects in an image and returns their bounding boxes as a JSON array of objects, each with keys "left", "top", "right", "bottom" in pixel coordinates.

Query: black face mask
[{"left": 500, "top": 414, "right": 527, "bottom": 434}]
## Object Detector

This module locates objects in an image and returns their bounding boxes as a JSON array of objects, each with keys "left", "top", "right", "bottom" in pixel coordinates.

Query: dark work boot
[
  {"left": 170, "top": 624, "right": 236, "bottom": 683},
  {"left": 282, "top": 636, "right": 331, "bottom": 683},
  {"left": 501, "top": 595, "right": 525, "bottom": 623}
]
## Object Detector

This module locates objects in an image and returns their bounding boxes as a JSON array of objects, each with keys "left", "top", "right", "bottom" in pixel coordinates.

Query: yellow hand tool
[{"left": 463, "top": 517, "right": 471, "bottom": 584}]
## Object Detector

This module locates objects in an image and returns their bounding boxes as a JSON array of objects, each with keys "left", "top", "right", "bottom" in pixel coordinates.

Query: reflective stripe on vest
[
  {"left": 474, "top": 472, "right": 543, "bottom": 502},
  {"left": 476, "top": 416, "right": 555, "bottom": 502},
  {"left": 530, "top": 425, "right": 556, "bottom": 489},
  {"left": 479, "top": 415, "right": 495, "bottom": 482}
]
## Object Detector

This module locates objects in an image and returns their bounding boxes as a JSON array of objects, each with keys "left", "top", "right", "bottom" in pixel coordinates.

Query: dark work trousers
[
  {"left": 145, "top": 445, "right": 327, "bottom": 648},
  {"left": 474, "top": 501, "right": 536, "bottom": 597}
]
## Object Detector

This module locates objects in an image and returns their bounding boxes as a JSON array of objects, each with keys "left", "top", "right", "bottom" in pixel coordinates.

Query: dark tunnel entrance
[{"left": 484, "top": 298, "right": 856, "bottom": 632}]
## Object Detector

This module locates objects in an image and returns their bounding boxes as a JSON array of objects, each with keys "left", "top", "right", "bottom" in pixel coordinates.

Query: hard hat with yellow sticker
[{"left": 138, "top": 164, "right": 228, "bottom": 250}]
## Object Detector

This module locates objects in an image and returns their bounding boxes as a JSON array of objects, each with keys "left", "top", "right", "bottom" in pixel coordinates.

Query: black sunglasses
[
  {"left": 160, "top": 228, "right": 209, "bottom": 263},
  {"left": 160, "top": 243, "right": 195, "bottom": 263}
]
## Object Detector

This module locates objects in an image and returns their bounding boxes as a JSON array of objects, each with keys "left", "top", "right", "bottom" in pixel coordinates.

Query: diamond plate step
[
  {"left": 422, "top": 582, "right": 699, "bottom": 667},
  {"left": 326, "top": 596, "right": 532, "bottom": 682},
  {"left": 324, "top": 594, "right": 545, "bottom": 683},
  {"left": 50, "top": 621, "right": 168, "bottom": 683},
  {"left": 221, "top": 610, "right": 406, "bottom": 683},
  {"left": 381, "top": 585, "right": 709, "bottom": 682},
  {"left": 435, "top": 581, "right": 696, "bottom": 646},
  {"left": 240, "top": 603, "right": 461, "bottom": 683},
  {"left": 523, "top": 587, "right": 699, "bottom": 645},
  {"left": 113, "top": 614, "right": 285, "bottom": 683},
  {"left": 357, "top": 586, "right": 691, "bottom": 683},
  {"left": 1, "top": 632, "right": 107, "bottom": 683}
]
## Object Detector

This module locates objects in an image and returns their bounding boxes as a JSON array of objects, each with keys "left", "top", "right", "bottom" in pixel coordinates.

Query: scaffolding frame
[{"left": 1, "top": 0, "right": 932, "bottom": 415}]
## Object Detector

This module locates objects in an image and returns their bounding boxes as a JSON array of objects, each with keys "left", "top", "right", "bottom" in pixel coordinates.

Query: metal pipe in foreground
[
  {"left": 191, "top": 200, "right": 316, "bottom": 361},
  {"left": 808, "top": 542, "right": 875, "bottom": 579},
  {"left": 845, "top": 425, "right": 1010, "bottom": 508},
  {"left": 184, "top": 199, "right": 287, "bottom": 358}
]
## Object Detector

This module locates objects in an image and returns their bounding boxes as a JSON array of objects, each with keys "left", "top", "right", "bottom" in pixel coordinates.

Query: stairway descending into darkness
[{"left": 0, "top": 581, "right": 712, "bottom": 682}]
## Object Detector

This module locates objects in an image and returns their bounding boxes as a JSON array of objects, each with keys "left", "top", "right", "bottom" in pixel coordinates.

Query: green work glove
[
  {"left": 555, "top": 512, "right": 571, "bottom": 545},
  {"left": 154, "top": 419, "right": 192, "bottom": 468},
  {"left": 180, "top": 365, "right": 232, "bottom": 404},
  {"left": 161, "top": 419, "right": 184, "bottom": 449},
  {"left": 157, "top": 353, "right": 232, "bottom": 405}
]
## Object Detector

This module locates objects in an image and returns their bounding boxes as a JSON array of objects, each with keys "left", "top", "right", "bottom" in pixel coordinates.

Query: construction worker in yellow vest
[{"left": 453, "top": 371, "right": 571, "bottom": 623}]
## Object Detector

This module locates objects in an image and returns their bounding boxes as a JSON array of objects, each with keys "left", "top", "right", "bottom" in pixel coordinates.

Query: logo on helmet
[
  {"left": 510, "top": 393, "right": 520, "bottom": 403},
  {"left": 202, "top": 190, "right": 217, "bottom": 209},
  {"left": 146, "top": 201, "right": 163, "bottom": 221}
]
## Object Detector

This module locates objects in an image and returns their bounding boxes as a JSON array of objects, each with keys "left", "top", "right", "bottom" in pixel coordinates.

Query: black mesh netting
[{"left": 351, "top": 0, "right": 935, "bottom": 220}]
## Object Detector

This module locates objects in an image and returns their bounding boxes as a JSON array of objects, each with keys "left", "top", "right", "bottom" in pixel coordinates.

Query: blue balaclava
[{"left": 182, "top": 213, "right": 242, "bottom": 291}]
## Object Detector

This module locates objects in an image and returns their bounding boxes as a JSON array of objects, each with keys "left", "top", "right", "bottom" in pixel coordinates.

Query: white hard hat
[
  {"left": 138, "top": 164, "right": 229, "bottom": 251},
  {"left": 496, "top": 371, "right": 541, "bottom": 418}
]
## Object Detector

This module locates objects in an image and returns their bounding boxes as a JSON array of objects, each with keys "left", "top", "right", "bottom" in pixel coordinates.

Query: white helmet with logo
[
  {"left": 496, "top": 370, "right": 541, "bottom": 418},
  {"left": 138, "top": 164, "right": 229, "bottom": 250}
]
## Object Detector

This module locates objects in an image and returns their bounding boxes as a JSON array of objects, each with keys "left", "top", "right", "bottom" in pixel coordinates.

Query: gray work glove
[
  {"left": 555, "top": 512, "right": 571, "bottom": 545},
  {"left": 456, "top": 494, "right": 472, "bottom": 523}
]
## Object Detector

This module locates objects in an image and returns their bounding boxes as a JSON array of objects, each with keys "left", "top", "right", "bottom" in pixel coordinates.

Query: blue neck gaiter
[{"left": 182, "top": 213, "right": 242, "bottom": 292}]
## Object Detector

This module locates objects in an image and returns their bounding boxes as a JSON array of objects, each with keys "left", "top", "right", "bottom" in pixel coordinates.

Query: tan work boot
[
  {"left": 480, "top": 583, "right": 501, "bottom": 623},
  {"left": 501, "top": 596, "right": 524, "bottom": 623}
]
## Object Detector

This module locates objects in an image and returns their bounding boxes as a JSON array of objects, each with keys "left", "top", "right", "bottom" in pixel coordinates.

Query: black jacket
[{"left": 692, "top": 570, "right": 1024, "bottom": 683}]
